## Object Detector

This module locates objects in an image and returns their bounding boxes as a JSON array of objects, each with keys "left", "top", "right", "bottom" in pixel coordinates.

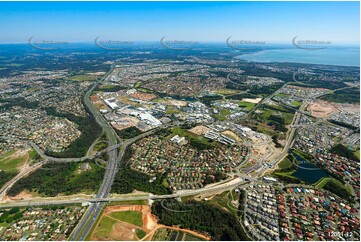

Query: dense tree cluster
[
  {"left": 265, "top": 104, "right": 295, "bottom": 114},
  {"left": 272, "top": 134, "right": 283, "bottom": 148},
  {"left": 111, "top": 165, "right": 170, "bottom": 195},
  {"left": 94, "top": 85, "right": 126, "bottom": 92},
  {"left": 8, "top": 160, "right": 104, "bottom": 197},
  {"left": 330, "top": 144, "right": 359, "bottom": 161},
  {"left": 44, "top": 105, "right": 102, "bottom": 158},
  {"left": 0, "top": 97, "right": 39, "bottom": 111},
  {"left": 152, "top": 200, "right": 249, "bottom": 241},
  {"left": 292, "top": 80, "right": 348, "bottom": 90},
  {"left": 0, "top": 207, "right": 23, "bottom": 224},
  {"left": 225, "top": 93, "right": 257, "bottom": 100},
  {"left": 116, "top": 126, "right": 142, "bottom": 139},
  {"left": 203, "top": 171, "right": 227, "bottom": 184},
  {"left": 323, "top": 179, "right": 353, "bottom": 202},
  {"left": 322, "top": 88, "right": 359, "bottom": 103},
  {"left": 268, "top": 115, "right": 288, "bottom": 132},
  {"left": 329, "top": 120, "right": 358, "bottom": 131},
  {"left": 198, "top": 95, "right": 223, "bottom": 105},
  {"left": 0, "top": 171, "right": 17, "bottom": 188}
]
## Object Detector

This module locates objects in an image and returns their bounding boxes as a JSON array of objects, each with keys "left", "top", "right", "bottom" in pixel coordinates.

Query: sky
[{"left": 0, "top": 1, "right": 359, "bottom": 44}]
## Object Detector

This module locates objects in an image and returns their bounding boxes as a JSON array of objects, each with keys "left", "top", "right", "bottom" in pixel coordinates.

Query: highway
[
  {"left": 1, "top": 71, "right": 342, "bottom": 240},
  {"left": 69, "top": 64, "right": 119, "bottom": 241},
  {"left": 0, "top": 176, "right": 254, "bottom": 209}
]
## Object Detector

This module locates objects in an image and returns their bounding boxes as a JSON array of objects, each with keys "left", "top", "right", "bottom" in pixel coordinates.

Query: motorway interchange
[{"left": 0, "top": 66, "right": 338, "bottom": 241}]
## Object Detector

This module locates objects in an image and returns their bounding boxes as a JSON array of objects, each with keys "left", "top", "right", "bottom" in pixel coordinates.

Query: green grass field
[
  {"left": 136, "top": 229, "right": 147, "bottom": 239},
  {"left": 93, "top": 141, "right": 108, "bottom": 152},
  {"left": 315, "top": 177, "right": 352, "bottom": 193},
  {"left": 354, "top": 150, "right": 360, "bottom": 159},
  {"left": 277, "top": 157, "right": 293, "bottom": 170},
  {"left": 92, "top": 215, "right": 116, "bottom": 240},
  {"left": 314, "top": 177, "right": 332, "bottom": 188},
  {"left": 0, "top": 150, "right": 27, "bottom": 172},
  {"left": 214, "top": 88, "right": 239, "bottom": 95},
  {"left": 134, "top": 81, "right": 143, "bottom": 88},
  {"left": 238, "top": 101, "right": 256, "bottom": 111},
  {"left": 258, "top": 106, "right": 294, "bottom": 125},
  {"left": 315, "top": 177, "right": 353, "bottom": 201},
  {"left": 166, "top": 106, "right": 181, "bottom": 114},
  {"left": 281, "top": 112, "right": 294, "bottom": 124},
  {"left": 152, "top": 228, "right": 168, "bottom": 240},
  {"left": 152, "top": 228, "right": 205, "bottom": 241},
  {"left": 170, "top": 127, "right": 218, "bottom": 148},
  {"left": 275, "top": 93, "right": 291, "bottom": 98},
  {"left": 69, "top": 75, "right": 96, "bottom": 82},
  {"left": 108, "top": 211, "right": 143, "bottom": 227},
  {"left": 28, "top": 149, "right": 40, "bottom": 160},
  {"left": 108, "top": 200, "right": 148, "bottom": 206},
  {"left": 254, "top": 123, "right": 275, "bottom": 136},
  {"left": 291, "top": 101, "right": 302, "bottom": 107},
  {"left": 205, "top": 190, "right": 240, "bottom": 217},
  {"left": 212, "top": 108, "right": 231, "bottom": 121},
  {"left": 136, "top": 87, "right": 154, "bottom": 93}
]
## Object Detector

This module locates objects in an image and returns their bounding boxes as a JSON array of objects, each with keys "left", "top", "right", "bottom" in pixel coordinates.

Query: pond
[{"left": 291, "top": 153, "right": 329, "bottom": 184}]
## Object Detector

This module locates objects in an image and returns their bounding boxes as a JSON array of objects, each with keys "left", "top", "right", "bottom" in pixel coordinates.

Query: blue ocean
[{"left": 236, "top": 46, "right": 360, "bottom": 67}]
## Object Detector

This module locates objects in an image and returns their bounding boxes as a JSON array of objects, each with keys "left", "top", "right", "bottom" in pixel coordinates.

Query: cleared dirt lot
[
  {"left": 188, "top": 125, "right": 211, "bottom": 136},
  {"left": 241, "top": 97, "right": 262, "bottom": 104},
  {"left": 222, "top": 130, "right": 243, "bottom": 143},
  {"left": 103, "top": 205, "right": 158, "bottom": 232},
  {"left": 90, "top": 205, "right": 210, "bottom": 241},
  {"left": 130, "top": 93, "right": 157, "bottom": 102},
  {"left": 307, "top": 100, "right": 339, "bottom": 118},
  {"left": 155, "top": 98, "right": 188, "bottom": 107},
  {"left": 90, "top": 205, "right": 158, "bottom": 241}
]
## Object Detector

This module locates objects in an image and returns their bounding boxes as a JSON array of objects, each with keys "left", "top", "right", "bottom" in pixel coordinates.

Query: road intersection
[{"left": 0, "top": 67, "right": 321, "bottom": 241}]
